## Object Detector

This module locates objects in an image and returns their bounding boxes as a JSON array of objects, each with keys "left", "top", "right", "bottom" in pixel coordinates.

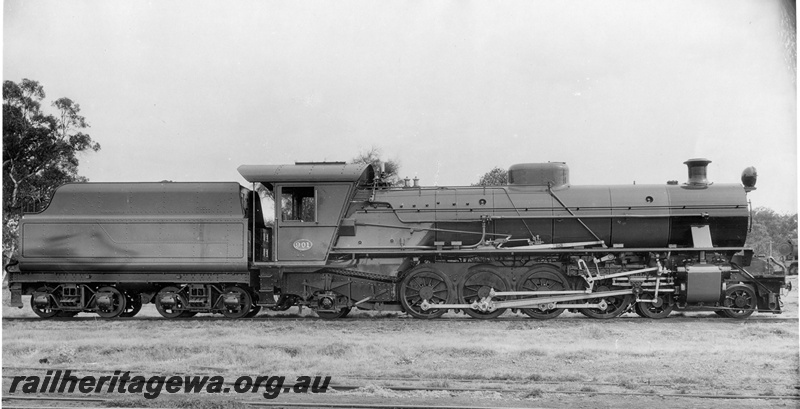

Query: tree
[
  {"left": 473, "top": 167, "right": 508, "bottom": 186},
  {"left": 744, "top": 207, "right": 798, "bottom": 257},
  {"left": 350, "top": 147, "right": 401, "bottom": 185},
  {"left": 3, "top": 79, "right": 100, "bottom": 262}
]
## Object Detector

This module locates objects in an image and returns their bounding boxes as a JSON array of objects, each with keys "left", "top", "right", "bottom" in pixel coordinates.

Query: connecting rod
[{"left": 419, "top": 289, "right": 634, "bottom": 312}]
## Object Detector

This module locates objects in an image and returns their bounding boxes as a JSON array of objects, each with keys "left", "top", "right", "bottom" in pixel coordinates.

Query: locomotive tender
[{"left": 8, "top": 158, "right": 788, "bottom": 320}]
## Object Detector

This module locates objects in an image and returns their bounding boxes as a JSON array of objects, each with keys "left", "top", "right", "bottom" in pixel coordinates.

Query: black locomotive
[{"left": 7, "top": 158, "right": 788, "bottom": 319}]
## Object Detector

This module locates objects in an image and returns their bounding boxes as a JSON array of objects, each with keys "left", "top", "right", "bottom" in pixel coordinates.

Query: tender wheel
[
  {"left": 399, "top": 266, "right": 453, "bottom": 319},
  {"left": 221, "top": 286, "right": 253, "bottom": 319},
  {"left": 30, "top": 287, "right": 59, "bottom": 318},
  {"left": 56, "top": 311, "right": 79, "bottom": 318},
  {"left": 316, "top": 307, "right": 351, "bottom": 319},
  {"left": 244, "top": 305, "right": 262, "bottom": 318},
  {"left": 155, "top": 286, "right": 188, "bottom": 319},
  {"left": 722, "top": 284, "right": 756, "bottom": 319},
  {"left": 517, "top": 265, "right": 570, "bottom": 320},
  {"left": 459, "top": 267, "right": 509, "bottom": 319},
  {"left": 580, "top": 284, "right": 632, "bottom": 319},
  {"left": 95, "top": 286, "right": 127, "bottom": 318},
  {"left": 120, "top": 292, "right": 142, "bottom": 318},
  {"left": 636, "top": 293, "right": 673, "bottom": 319}
]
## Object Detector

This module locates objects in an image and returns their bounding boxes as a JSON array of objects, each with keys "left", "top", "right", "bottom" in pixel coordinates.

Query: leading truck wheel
[
  {"left": 722, "top": 284, "right": 756, "bottom": 319},
  {"left": 399, "top": 266, "right": 453, "bottom": 319},
  {"left": 636, "top": 293, "right": 673, "bottom": 319}
]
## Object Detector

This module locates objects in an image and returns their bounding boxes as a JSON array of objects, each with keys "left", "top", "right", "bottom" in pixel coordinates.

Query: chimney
[{"left": 684, "top": 158, "right": 712, "bottom": 187}]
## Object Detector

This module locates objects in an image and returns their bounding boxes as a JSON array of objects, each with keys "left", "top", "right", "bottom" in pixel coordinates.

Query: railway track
[
  {"left": 3, "top": 386, "right": 800, "bottom": 409},
  {"left": 3, "top": 314, "right": 797, "bottom": 323}
]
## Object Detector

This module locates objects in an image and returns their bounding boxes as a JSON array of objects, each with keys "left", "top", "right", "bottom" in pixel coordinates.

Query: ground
[{"left": 2, "top": 277, "right": 798, "bottom": 408}]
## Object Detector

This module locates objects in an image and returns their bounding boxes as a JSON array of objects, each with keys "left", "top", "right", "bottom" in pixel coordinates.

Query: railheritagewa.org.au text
[{"left": 8, "top": 370, "right": 331, "bottom": 399}]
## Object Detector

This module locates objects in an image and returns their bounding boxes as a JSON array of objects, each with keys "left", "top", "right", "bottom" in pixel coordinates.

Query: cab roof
[{"left": 237, "top": 163, "right": 374, "bottom": 187}]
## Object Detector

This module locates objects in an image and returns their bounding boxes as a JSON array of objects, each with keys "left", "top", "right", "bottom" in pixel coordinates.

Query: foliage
[
  {"left": 473, "top": 166, "right": 508, "bottom": 186},
  {"left": 744, "top": 207, "right": 798, "bottom": 257},
  {"left": 2, "top": 79, "right": 100, "bottom": 262},
  {"left": 350, "top": 147, "right": 401, "bottom": 185}
]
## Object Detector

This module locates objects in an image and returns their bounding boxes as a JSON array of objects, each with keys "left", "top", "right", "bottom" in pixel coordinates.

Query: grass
[
  {"left": 2, "top": 277, "right": 798, "bottom": 407},
  {"left": 4, "top": 313, "right": 797, "bottom": 391}
]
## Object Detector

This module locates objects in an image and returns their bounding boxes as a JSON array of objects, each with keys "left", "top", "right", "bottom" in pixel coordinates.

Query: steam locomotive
[{"left": 7, "top": 158, "right": 788, "bottom": 320}]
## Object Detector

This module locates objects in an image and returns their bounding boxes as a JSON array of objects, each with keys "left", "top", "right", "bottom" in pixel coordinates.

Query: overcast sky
[{"left": 4, "top": 0, "right": 797, "bottom": 213}]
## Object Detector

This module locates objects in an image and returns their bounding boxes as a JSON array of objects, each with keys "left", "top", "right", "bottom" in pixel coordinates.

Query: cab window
[{"left": 281, "top": 186, "right": 315, "bottom": 222}]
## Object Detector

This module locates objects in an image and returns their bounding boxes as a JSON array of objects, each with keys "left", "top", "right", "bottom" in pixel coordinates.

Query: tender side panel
[
  {"left": 18, "top": 182, "right": 249, "bottom": 272},
  {"left": 20, "top": 219, "right": 246, "bottom": 271}
]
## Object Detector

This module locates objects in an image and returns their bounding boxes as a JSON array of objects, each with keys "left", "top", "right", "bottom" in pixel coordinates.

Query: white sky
[{"left": 4, "top": 0, "right": 797, "bottom": 213}]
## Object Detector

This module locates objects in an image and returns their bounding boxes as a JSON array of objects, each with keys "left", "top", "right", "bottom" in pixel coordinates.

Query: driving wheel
[
  {"left": 399, "top": 266, "right": 453, "bottom": 319},
  {"left": 517, "top": 265, "right": 571, "bottom": 320},
  {"left": 459, "top": 268, "right": 509, "bottom": 319}
]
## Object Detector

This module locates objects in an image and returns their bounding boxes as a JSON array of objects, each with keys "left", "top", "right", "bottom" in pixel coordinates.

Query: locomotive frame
[{"left": 7, "top": 158, "right": 789, "bottom": 320}]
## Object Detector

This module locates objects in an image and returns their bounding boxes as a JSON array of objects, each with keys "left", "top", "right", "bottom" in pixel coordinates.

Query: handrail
[{"left": 547, "top": 184, "right": 605, "bottom": 246}]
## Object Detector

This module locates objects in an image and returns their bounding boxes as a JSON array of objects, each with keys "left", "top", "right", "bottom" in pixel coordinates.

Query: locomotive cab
[{"left": 238, "top": 162, "right": 374, "bottom": 264}]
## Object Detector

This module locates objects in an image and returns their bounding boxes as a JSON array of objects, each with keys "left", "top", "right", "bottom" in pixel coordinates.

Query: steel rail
[
  {"left": 0, "top": 401, "right": 539, "bottom": 409},
  {"left": 246, "top": 403, "right": 535, "bottom": 409},
  {"left": 2, "top": 314, "right": 796, "bottom": 323},
  {"left": 3, "top": 388, "right": 799, "bottom": 409}
]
